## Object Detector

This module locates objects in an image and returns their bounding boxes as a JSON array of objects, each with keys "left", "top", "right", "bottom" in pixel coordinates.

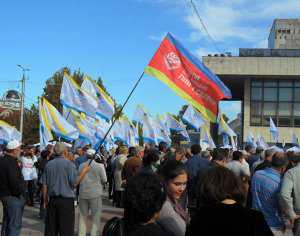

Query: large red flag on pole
[{"left": 145, "top": 33, "right": 231, "bottom": 122}]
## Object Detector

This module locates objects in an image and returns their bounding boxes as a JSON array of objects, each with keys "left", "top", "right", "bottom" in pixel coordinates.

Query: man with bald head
[{"left": 42, "top": 142, "right": 91, "bottom": 236}]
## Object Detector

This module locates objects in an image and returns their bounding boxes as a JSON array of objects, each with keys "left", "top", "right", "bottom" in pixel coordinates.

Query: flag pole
[{"left": 89, "top": 72, "right": 145, "bottom": 165}]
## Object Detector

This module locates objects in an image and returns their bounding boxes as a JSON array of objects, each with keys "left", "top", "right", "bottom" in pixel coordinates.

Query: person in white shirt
[
  {"left": 78, "top": 149, "right": 107, "bottom": 236},
  {"left": 226, "top": 150, "right": 250, "bottom": 177},
  {"left": 21, "top": 146, "right": 38, "bottom": 206}
]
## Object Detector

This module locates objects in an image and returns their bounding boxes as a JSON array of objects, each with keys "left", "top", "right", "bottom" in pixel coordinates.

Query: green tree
[
  {"left": 23, "top": 104, "right": 39, "bottom": 144},
  {"left": 43, "top": 67, "right": 84, "bottom": 112}
]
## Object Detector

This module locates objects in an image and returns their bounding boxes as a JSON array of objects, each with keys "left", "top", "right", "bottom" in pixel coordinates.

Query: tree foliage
[{"left": 0, "top": 67, "right": 119, "bottom": 145}]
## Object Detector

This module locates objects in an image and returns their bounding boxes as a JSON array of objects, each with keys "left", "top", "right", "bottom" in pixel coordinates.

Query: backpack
[{"left": 102, "top": 217, "right": 126, "bottom": 236}]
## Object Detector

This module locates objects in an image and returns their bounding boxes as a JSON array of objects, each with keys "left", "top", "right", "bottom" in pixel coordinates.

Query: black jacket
[
  {"left": 0, "top": 154, "right": 25, "bottom": 197},
  {"left": 186, "top": 203, "right": 273, "bottom": 236}
]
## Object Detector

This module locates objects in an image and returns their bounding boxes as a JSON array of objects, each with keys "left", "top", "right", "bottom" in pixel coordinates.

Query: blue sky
[{"left": 1, "top": 0, "right": 299, "bottom": 122}]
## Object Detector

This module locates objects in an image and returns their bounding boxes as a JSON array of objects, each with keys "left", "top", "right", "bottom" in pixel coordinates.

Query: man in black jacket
[{"left": 0, "top": 140, "right": 26, "bottom": 236}]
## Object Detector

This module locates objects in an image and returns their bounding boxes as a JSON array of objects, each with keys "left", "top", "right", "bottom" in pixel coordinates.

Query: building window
[{"left": 250, "top": 79, "right": 300, "bottom": 127}]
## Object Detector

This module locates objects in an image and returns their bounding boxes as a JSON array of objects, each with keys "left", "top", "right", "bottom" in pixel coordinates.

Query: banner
[{"left": 145, "top": 33, "right": 231, "bottom": 122}]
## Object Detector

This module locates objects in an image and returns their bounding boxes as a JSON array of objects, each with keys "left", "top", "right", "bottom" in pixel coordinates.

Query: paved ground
[{"left": 0, "top": 193, "right": 123, "bottom": 236}]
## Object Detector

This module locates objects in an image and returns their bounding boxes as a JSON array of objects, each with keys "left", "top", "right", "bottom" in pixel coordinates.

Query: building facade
[
  {"left": 268, "top": 19, "right": 300, "bottom": 49},
  {"left": 203, "top": 19, "right": 300, "bottom": 145}
]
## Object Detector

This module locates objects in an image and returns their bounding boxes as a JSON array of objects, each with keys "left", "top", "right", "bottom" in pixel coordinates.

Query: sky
[{"left": 1, "top": 0, "right": 300, "bottom": 122}]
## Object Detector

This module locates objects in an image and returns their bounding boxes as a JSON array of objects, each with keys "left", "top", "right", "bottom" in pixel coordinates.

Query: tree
[
  {"left": 23, "top": 104, "right": 39, "bottom": 144},
  {"left": 43, "top": 67, "right": 84, "bottom": 113}
]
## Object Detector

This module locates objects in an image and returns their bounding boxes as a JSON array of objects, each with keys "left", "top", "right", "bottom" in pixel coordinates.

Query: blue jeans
[{"left": 1, "top": 196, "right": 25, "bottom": 236}]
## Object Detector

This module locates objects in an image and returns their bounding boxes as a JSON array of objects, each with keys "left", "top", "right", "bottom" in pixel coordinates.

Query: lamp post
[{"left": 17, "top": 64, "right": 29, "bottom": 143}]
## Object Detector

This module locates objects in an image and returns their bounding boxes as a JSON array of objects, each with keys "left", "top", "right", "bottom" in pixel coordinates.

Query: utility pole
[{"left": 17, "top": 65, "right": 29, "bottom": 143}]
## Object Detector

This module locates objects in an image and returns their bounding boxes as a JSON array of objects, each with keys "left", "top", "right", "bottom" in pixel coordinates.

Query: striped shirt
[{"left": 251, "top": 167, "right": 284, "bottom": 229}]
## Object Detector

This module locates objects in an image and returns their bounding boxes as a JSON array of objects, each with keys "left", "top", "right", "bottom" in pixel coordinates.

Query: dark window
[
  {"left": 279, "top": 88, "right": 293, "bottom": 101},
  {"left": 263, "top": 102, "right": 277, "bottom": 116},
  {"left": 250, "top": 79, "right": 300, "bottom": 127},
  {"left": 251, "top": 87, "right": 262, "bottom": 100},
  {"left": 295, "top": 88, "right": 300, "bottom": 101},
  {"left": 251, "top": 102, "right": 262, "bottom": 116}
]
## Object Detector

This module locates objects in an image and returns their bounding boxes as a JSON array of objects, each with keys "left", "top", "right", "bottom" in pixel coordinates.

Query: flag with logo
[
  {"left": 145, "top": 33, "right": 231, "bottom": 122},
  {"left": 81, "top": 76, "right": 115, "bottom": 122}
]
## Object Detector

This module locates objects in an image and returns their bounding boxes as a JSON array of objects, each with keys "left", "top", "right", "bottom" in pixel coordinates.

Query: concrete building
[
  {"left": 0, "top": 90, "right": 21, "bottom": 118},
  {"left": 203, "top": 20, "right": 300, "bottom": 145},
  {"left": 268, "top": 19, "right": 300, "bottom": 49}
]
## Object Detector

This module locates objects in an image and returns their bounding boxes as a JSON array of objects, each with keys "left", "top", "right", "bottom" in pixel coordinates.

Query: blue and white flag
[
  {"left": 182, "top": 104, "right": 205, "bottom": 130},
  {"left": 246, "top": 132, "right": 255, "bottom": 145},
  {"left": 40, "top": 98, "right": 79, "bottom": 142},
  {"left": 0, "top": 120, "right": 21, "bottom": 143},
  {"left": 256, "top": 134, "right": 268, "bottom": 149},
  {"left": 201, "top": 127, "right": 216, "bottom": 149},
  {"left": 222, "top": 133, "right": 230, "bottom": 147},
  {"left": 269, "top": 117, "right": 279, "bottom": 142},
  {"left": 133, "top": 105, "right": 149, "bottom": 125},
  {"left": 141, "top": 115, "right": 158, "bottom": 145},
  {"left": 60, "top": 74, "right": 99, "bottom": 118},
  {"left": 218, "top": 114, "right": 236, "bottom": 137},
  {"left": 165, "top": 113, "right": 184, "bottom": 132},
  {"left": 292, "top": 133, "right": 299, "bottom": 146},
  {"left": 165, "top": 113, "right": 190, "bottom": 141},
  {"left": 81, "top": 76, "right": 115, "bottom": 122}
]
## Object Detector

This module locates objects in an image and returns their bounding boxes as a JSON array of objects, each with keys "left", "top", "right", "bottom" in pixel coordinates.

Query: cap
[
  {"left": 86, "top": 148, "right": 96, "bottom": 156},
  {"left": 6, "top": 140, "right": 21, "bottom": 150}
]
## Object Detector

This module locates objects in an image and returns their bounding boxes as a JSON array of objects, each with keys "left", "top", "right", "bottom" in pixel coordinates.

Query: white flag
[
  {"left": 41, "top": 98, "right": 79, "bottom": 142},
  {"left": 182, "top": 105, "right": 205, "bottom": 130},
  {"left": 133, "top": 105, "right": 149, "bottom": 125},
  {"left": 292, "top": 133, "right": 299, "bottom": 146},
  {"left": 218, "top": 114, "right": 236, "bottom": 137},
  {"left": 201, "top": 126, "right": 216, "bottom": 149},
  {"left": 269, "top": 117, "right": 279, "bottom": 142},
  {"left": 60, "top": 74, "right": 99, "bottom": 118},
  {"left": 81, "top": 76, "right": 115, "bottom": 122},
  {"left": 0, "top": 120, "right": 21, "bottom": 143}
]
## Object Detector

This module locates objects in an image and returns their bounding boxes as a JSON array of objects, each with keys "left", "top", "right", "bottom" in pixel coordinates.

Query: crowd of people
[{"left": 1, "top": 139, "right": 300, "bottom": 236}]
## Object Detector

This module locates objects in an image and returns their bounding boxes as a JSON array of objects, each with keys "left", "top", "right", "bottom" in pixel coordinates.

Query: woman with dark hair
[
  {"left": 157, "top": 160, "right": 188, "bottom": 236},
  {"left": 124, "top": 173, "right": 173, "bottom": 236},
  {"left": 140, "top": 148, "right": 160, "bottom": 174},
  {"left": 186, "top": 166, "right": 273, "bottom": 236}
]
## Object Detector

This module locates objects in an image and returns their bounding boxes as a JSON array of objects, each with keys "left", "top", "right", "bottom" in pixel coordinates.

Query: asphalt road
[{"left": 0, "top": 192, "right": 123, "bottom": 236}]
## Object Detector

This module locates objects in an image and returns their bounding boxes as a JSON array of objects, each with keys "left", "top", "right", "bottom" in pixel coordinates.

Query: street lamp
[{"left": 17, "top": 64, "right": 30, "bottom": 143}]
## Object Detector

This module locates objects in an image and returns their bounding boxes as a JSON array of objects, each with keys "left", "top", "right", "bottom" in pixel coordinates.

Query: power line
[{"left": 189, "top": 0, "right": 223, "bottom": 54}]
